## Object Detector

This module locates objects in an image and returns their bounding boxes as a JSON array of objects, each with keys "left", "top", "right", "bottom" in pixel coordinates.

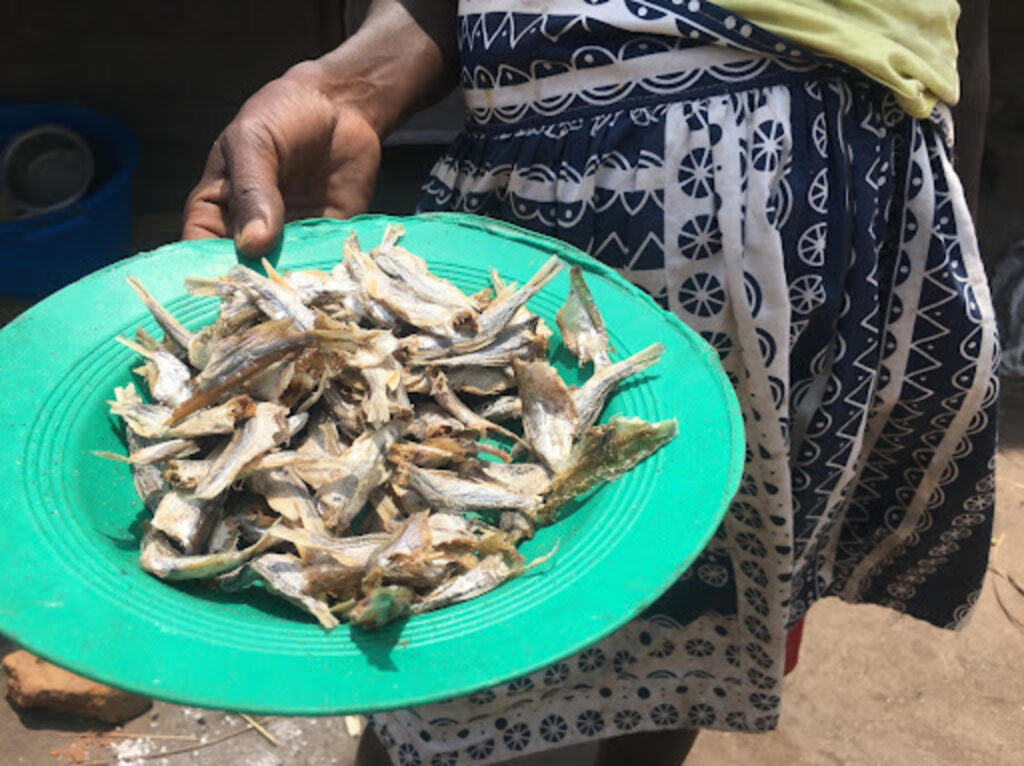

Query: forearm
[{"left": 304, "top": 0, "right": 459, "bottom": 138}]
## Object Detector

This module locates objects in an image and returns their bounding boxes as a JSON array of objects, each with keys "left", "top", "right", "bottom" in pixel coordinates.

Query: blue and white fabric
[{"left": 370, "top": 2, "right": 999, "bottom": 764}]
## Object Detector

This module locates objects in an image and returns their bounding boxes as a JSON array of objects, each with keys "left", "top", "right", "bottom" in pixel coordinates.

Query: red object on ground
[{"left": 784, "top": 617, "right": 806, "bottom": 675}]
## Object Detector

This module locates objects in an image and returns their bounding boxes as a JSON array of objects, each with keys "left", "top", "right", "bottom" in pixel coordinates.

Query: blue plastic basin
[{"left": 0, "top": 104, "right": 139, "bottom": 299}]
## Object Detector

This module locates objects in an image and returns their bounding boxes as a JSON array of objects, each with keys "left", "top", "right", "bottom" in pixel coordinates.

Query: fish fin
[
  {"left": 116, "top": 335, "right": 154, "bottom": 359},
  {"left": 92, "top": 450, "right": 130, "bottom": 463}
]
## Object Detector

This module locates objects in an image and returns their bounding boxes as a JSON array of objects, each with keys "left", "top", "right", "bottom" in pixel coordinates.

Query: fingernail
[{"left": 238, "top": 220, "right": 267, "bottom": 250}]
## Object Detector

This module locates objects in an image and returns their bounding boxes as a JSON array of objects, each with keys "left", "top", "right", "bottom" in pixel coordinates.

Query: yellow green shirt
[{"left": 716, "top": 1, "right": 960, "bottom": 117}]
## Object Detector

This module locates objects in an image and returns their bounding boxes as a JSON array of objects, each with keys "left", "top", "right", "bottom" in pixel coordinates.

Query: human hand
[{"left": 182, "top": 62, "right": 382, "bottom": 257}]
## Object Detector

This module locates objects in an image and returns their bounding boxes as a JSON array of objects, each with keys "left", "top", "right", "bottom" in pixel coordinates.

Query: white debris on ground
[
  {"left": 344, "top": 715, "right": 365, "bottom": 736},
  {"left": 181, "top": 707, "right": 208, "bottom": 725},
  {"left": 111, "top": 737, "right": 154, "bottom": 766},
  {"left": 267, "top": 717, "right": 305, "bottom": 744}
]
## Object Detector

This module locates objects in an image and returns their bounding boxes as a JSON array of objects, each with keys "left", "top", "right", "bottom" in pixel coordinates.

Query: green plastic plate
[{"left": 0, "top": 214, "right": 742, "bottom": 714}]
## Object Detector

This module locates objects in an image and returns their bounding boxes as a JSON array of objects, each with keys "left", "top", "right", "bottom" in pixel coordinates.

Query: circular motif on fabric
[
  {"left": 687, "top": 703, "right": 718, "bottom": 726},
  {"left": 650, "top": 703, "right": 681, "bottom": 726},
  {"left": 789, "top": 274, "right": 827, "bottom": 314},
  {"left": 766, "top": 177, "right": 793, "bottom": 228},
  {"left": 544, "top": 662, "right": 570, "bottom": 686},
  {"left": 699, "top": 330, "right": 733, "bottom": 361},
  {"left": 808, "top": 168, "right": 829, "bottom": 214},
  {"left": 538, "top": 715, "right": 568, "bottom": 744},
  {"left": 678, "top": 147, "right": 715, "bottom": 198},
  {"left": 577, "top": 647, "right": 607, "bottom": 672},
  {"left": 502, "top": 723, "right": 532, "bottom": 751},
  {"left": 744, "top": 271, "right": 763, "bottom": 316},
  {"left": 612, "top": 650, "right": 637, "bottom": 674},
  {"left": 796, "top": 222, "right": 828, "bottom": 267},
  {"left": 466, "top": 738, "right": 495, "bottom": 761},
  {"left": 678, "top": 272, "right": 725, "bottom": 316},
  {"left": 749, "top": 692, "right": 780, "bottom": 712},
  {"left": 751, "top": 120, "right": 785, "bottom": 172},
  {"left": 739, "top": 560, "right": 769, "bottom": 588},
  {"left": 614, "top": 709, "right": 642, "bottom": 731},
  {"left": 678, "top": 214, "right": 721, "bottom": 260},
  {"left": 697, "top": 563, "right": 729, "bottom": 587},
  {"left": 684, "top": 638, "right": 715, "bottom": 658},
  {"left": 576, "top": 710, "right": 605, "bottom": 736},
  {"left": 811, "top": 113, "right": 828, "bottom": 156},
  {"left": 469, "top": 690, "right": 495, "bottom": 706},
  {"left": 743, "top": 586, "right": 770, "bottom": 617},
  {"left": 398, "top": 743, "right": 422, "bottom": 766},
  {"left": 506, "top": 677, "right": 534, "bottom": 695}
]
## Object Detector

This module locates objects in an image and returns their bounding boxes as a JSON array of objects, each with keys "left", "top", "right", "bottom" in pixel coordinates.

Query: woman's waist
[
  {"left": 456, "top": 2, "right": 826, "bottom": 128},
  {"left": 461, "top": 43, "right": 820, "bottom": 128}
]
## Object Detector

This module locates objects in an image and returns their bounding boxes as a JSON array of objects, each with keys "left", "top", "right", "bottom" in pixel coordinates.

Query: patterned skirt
[{"left": 370, "top": 5, "right": 998, "bottom": 764}]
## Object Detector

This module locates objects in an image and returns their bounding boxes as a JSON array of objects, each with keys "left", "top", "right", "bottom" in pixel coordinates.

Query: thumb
[{"left": 221, "top": 124, "right": 285, "bottom": 257}]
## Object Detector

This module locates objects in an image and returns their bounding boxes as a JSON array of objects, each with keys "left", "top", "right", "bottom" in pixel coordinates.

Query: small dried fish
[
  {"left": 405, "top": 403, "right": 467, "bottom": 440},
  {"left": 150, "top": 490, "right": 223, "bottom": 554},
  {"left": 514, "top": 359, "right": 577, "bottom": 472},
  {"left": 411, "top": 554, "right": 522, "bottom": 614},
  {"left": 349, "top": 585, "right": 415, "bottom": 628},
  {"left": 364, "top": 488, "right": 405, "bottom": 533},
  {"left": 207, "top": 516, "right": 241, "bottom": 554},
  {"left": 361, "top": 358, "right": 409, "bottom": 426},
  {"left": 126, "top": 276, "right": 194, "bottom": 351},
  {"left": 140, "top": 526, "right": 272, "bottom": 580},
  {"left": 94, "top": 438, "right": 199, "bottom": 465},
  {"left": 429, "top": 369, "right": 528, "bottom": 450},
  {"left": 363, "top": 513, "right": 447, "bottom": 589},
  {"left": 222, "top": 553, "right": 339, "bottom": 629},
  {"left": 405, "top": 466, "right": 542, "bottom": 515},
  {"left": 557, "top": 266, "right": 612, "bottom": 369},
  {"left": 125, "top": 428, "right": 169, "bottom": 511},
  {"left": 391, "top": 482, "right": 430, "bottom": 517},
  {"left": 223, "top": 263, "right": 316, "bottom": 330},
  {"left": 163, "top": 458, "right": 214, "bottom": 490},
  {"left": 426, "top": 513, "right": 519, "bottom": 557},
  {"left": 345, "top": 233, "right": 472, "bottom": 336},
  {"left": 418, "top": 317, "right": 550, "bottom": 368},
  {"left": 194, "top": 402, "right": 290, "bottom": 499},
  {"left": 248, "top": 468, "right": 326, "bottom": 534},
  {"left": 316, "top": 422, "right": 404, "bottom": 532},
  {"left": 541, "top": 417, "right": 678, "bottom": 523},
  {"left": 572, "top": 343, "right": 664, "bottom": 435},
  {"left": 109, "top": 386, "right": 253, "bottom": 440},
  {"left": 450, "top": 256, "right": 562, "bottom": 353},
  {"left": 174, "top": 319, "right": 316, "bottom": 422},
  {"left": 265, "top": 523, "right": 389, "bottom": 567},
  {"left": 468, "top": 461, "right": 551, "bottom": 496},
  {"left": 322, "top": 384, "right": 366, "bottom": 438},
  {"left": 371, "top": 224, "right": 477, "bottom": 315},
  {"left": 245, "top": 358, "right": 296, "bottom": 403},
  {"left": 119, "top": 338, "right": 193, "bottom": 408},
  {"left": 108, "top": 227, "right": 676, "bottom": 630},
  {"left": 389, "top": 436, "right": 510, "bottom": 468}
]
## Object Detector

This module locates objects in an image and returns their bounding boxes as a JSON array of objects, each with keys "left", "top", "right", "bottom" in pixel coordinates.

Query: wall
[{"left": 1, "top": 1, "right": 344, "bottom": 213}]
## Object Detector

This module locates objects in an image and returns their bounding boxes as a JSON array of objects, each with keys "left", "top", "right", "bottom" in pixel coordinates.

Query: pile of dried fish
[{"left": 100, "top": 226, "right": 676, "bottom": 629}]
